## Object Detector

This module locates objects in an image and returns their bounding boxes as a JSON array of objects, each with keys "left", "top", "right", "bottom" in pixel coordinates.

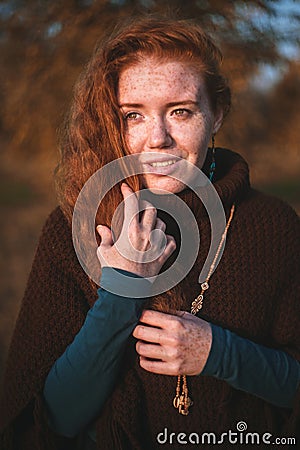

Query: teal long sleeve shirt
[{"left": 43, "top": 268, "right": 300, "bottom": 438}]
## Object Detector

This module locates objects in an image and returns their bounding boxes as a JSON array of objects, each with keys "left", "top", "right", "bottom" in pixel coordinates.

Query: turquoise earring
[{"left": 209, "top": 135, "right": 216, "bottom": 182}]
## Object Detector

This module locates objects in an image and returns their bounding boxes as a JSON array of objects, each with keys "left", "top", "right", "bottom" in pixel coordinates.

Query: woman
[{"left": 0, "top": 15, "right": 299, "bottom": 450}]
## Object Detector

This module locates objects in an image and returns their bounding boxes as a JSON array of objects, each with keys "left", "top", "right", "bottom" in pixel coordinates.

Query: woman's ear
[{"left": 212, "top": 108, "right": 224, "bottom": 134}]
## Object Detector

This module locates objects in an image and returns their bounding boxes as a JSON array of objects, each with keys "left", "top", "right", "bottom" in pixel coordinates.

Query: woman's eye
[
  {"left": 171, "top": 108, "right": 191, "bottom": 118},
  {"left": 124, "top": 112, "right": 141, "bottom": 121}
]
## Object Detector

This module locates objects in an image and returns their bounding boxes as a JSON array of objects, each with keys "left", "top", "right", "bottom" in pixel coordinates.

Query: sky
[
  {"left": 1, "top": 0, "right": 299, "bottom": 89},
  {"left": 235, "top": 0, "right": 300, "bottom": 89}
]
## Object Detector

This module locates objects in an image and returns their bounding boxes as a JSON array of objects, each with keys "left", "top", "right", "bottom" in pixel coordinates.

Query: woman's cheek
[{"left": 126, "top": 127, "right": 144, "bottom": 154}]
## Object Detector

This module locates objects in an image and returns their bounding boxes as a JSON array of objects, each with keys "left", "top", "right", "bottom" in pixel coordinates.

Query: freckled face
[{"left": 118, "top": 58, "right": 223, "bottom": 193}]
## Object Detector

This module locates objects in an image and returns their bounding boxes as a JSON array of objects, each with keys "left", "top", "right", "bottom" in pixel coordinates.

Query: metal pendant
[{"left": 191, "top": 294, "right": 204, "bottom": 314}]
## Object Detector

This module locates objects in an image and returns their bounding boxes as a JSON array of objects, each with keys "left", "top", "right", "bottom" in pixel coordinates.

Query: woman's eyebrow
[
  {"left": 119, "top": 100, "right": 199, "bottom": 108},
  {"left": 165, "top": 100, "right": 199, "bottom": 107},
  {"left": 119, "top": 103, "right": 143, "bottom": 108}
]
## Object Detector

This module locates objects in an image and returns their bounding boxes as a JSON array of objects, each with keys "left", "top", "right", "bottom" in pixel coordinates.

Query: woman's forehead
[{"left": 118, "top": 59, "right": 205, "bottom": 104}]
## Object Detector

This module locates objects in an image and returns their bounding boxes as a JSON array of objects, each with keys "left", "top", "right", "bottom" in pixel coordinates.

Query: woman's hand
[
  {"left": 133, "top": 310, "right": 212, "bottom": 375},
  {"left": 96, "top": 183, "right": 176, "bottom": 278}
]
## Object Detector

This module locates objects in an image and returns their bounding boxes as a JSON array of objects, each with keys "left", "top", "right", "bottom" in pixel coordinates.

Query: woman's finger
[
  {"left": 136, "top": 341, "right": 166, "bottom": 360},
  {"left": 140, "top": 200, "right": 157, "bottom": 231},
  {"left": 120, "top": 183, "right": 139, "bottom": 231},
  {"left": 139, "top": 201, "right": 166, "bottom": 233},
  {"left": 96, "top": 225, "right": 113, "bottom": 247},
  {"left": 138, "top": 309, "right": 179, "bottom": 329},
  {"left": 157, "top": 235, "right": 176, "bottom": 263},
  {"left": 155, "top": 217, "right": 166, "bottom": 232},
  {"left": 139, "top": 357, "right": 179, "bottom": 376},
  {"left": 133, "top": 324, "right": 165, "bottom": 344}
]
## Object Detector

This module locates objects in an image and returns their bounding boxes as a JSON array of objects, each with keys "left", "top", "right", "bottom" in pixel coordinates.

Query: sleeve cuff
[
  {"left": 100, "top": 267, "right": 153, "bottom": 298},
  {"left": 200, "top": 323, "right": 226, "bottom": 376}
]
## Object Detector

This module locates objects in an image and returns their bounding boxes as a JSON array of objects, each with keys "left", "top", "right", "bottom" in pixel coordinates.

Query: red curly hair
[{"left": 55, "top": 15, "right": 231, "bottom": 228}]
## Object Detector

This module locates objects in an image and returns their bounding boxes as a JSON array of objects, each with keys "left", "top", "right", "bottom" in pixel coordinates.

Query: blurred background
[{"left": 0, "top": 0, "right": 299, "bottom": 383}]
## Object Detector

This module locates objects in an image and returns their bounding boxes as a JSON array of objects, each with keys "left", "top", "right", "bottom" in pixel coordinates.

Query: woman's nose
[{"left": 146, "top": 117, "right": 172, "bottom": 149}]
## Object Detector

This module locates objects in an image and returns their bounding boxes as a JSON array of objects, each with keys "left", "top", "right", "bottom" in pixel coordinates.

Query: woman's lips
[
  {"left": 142, "top": 158, "right": 182, "bottom": 175},
  {"left": 141, "top": 155, "right": 182, "bottom": 175}
]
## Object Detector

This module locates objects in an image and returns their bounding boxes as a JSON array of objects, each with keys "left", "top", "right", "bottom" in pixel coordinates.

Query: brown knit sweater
[{"left": 0, "top": 149, "right": 299, "bottom": 449}]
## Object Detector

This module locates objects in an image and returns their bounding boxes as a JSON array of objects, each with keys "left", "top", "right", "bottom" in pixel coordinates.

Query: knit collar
[
  {"left": 212, "top": 148, "right": 250, "bottom": 206},
  {"left": 145, "top": 148, "right": 250, "bottom": 220}
]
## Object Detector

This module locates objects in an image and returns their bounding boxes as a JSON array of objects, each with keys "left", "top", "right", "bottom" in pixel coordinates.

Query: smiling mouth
[{"left": 149, "top": 159, "right": 178, "bottom": 168}]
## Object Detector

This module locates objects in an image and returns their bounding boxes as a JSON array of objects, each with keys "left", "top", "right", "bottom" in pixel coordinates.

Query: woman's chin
[{"left": 142, "top": 175, "right": 186, "bottom": 194}]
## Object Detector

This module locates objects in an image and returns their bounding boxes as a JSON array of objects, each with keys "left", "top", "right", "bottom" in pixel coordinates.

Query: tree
[{"left": 0, "top": 0, "right": 299, "bottom": 185}]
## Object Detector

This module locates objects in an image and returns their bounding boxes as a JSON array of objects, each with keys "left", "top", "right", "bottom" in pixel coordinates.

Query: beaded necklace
[{"left": 173, "top": 204, "right": 236, "bottom": 415}]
